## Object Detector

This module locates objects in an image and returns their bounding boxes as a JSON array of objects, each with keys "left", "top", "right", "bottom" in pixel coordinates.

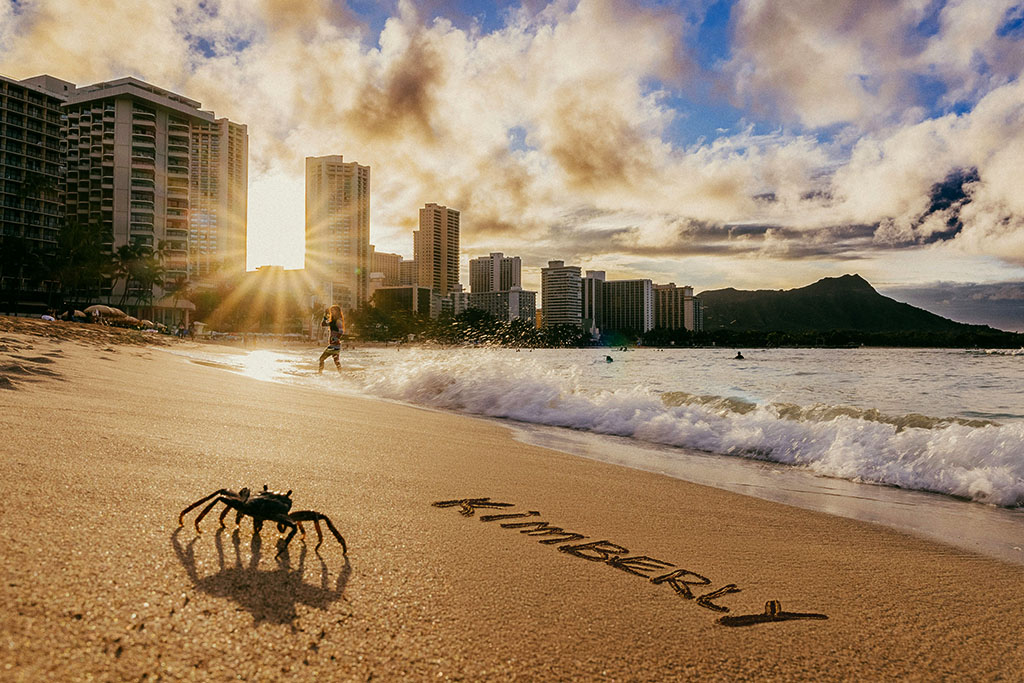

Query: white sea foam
[{"left": 358, "top": 350, "right": 1024, "bottom": 508}]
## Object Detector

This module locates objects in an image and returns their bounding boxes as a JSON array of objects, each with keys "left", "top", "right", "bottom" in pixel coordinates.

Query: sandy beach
[{"left": 1, "top": 316, "right": 1023, "bottom": 681}]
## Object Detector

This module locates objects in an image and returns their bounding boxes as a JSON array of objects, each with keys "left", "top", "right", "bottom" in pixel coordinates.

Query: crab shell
[{"left": 246, "top": 489, "right": 293, "bottom": 516}]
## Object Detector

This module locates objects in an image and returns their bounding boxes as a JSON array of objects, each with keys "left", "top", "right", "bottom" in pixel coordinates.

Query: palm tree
[
  {"left": 50, "top": 218, "right": 113, "bottom": 308},
  {"left": 131, "top": 248, "right": 165, "bottom": 318}
]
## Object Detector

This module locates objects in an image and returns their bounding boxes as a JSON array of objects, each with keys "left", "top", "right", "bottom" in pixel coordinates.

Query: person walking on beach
[{"left": 318, "top": 305, "right": 345, "bottom": 375}]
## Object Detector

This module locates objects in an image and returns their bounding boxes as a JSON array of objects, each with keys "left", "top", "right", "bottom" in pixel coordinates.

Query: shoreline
[
  {"left": 2, "top": 321, "right": 1024, "bottom": 679},
  {"left": 154, "top": 338, "right": 1024, "bottom": 565}
]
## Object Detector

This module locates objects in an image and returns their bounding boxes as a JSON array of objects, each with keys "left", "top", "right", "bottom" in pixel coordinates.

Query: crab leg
[
  {"left": 193, "top": 497, "right": 225, "bottom": 534},
  {"left": 178, "top": 489, "right": 232, "bottom": 527},
  {"left": 291, "top": 511, "right": 347, "bottom": 554}
]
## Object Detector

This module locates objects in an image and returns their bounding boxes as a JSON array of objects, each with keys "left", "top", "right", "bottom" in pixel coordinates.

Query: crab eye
[{"left": 238, "top": 487, "right": 250, "bottom": 500}]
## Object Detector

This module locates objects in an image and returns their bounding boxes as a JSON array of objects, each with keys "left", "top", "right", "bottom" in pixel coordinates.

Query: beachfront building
[
  {"left": 443, "top": 283, "right": 470, "bottom": 316},
  {"left": 414, "top": 203, "right": 460, "bottom": 297},
  {"left": 373, "top": 285, "right": 433, "bottom": 316},
  {"left": 540, "top": 260, "right": 582, "bottom": 328},
  {"left": 188, "top": 118, "right": 248, "bottom": 278},
  {"left": 62, "top": 77, "right": 247, "bottom": 321},
  {"left": 469, "top": 252, "right": 521, "bottom": 293},
  {"left": 468, "top": 286, "right": 536, "bottom": 325},
  {"left": 603, "top": 278, "right": 654, "bottom": 335},
  {"left": 654, "top": 283, "right": 704, "bottom": 332},
  {"left": 582, "top": 270, "right": 606, "bottom": 338},
  {"left": 370, "top": 247, "right": 402, "bottom": 286},
  {"left": 305, "top": 155, "right": 371, "bottom": 312},
  {"left": 0, "top": 74, "right": 70, "bottom": 298}
]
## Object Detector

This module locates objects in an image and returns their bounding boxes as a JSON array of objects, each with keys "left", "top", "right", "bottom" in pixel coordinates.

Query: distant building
[
  {"left": 654, "top": 283, "right": 703, "bottom": 332},
  {"left": 305, "top": 155, "right": 370, "bottom": 311},
  {"left": 443, "top": 283, "right": 470, "bottom": 316},
  {"left": 373, "top": 285, "right": 433, "bottom": 316},
  {"left": 368, "top": 271, "right": 387, "bottom": 299},
  {"left": 603, "top": 279, "right": 654, "bottom": 335},
  {"left": 469, "top": 286, "right": 536, "bottom": 324},
  {"left": 0, "top": 74, "right": 69, "bottom": 292},
  {"left": 582, "top": 270, "right": 606, "bottom": 338},
  {"left": 399, "top": 259, "right": 418, "bottom": 286},
  {"left": 469, "top": 252, "right": 521, "bottom": 293},
  {"left": 414, "top": 203, "right": 460, "bottom": 297},
  {"left": 540, "top": 260, "right": 582, "bottom": 328},
  {"left": 370, "top": 247, "right": 402, "bottom": 286},
  {"left": 229, "top": 265, "right": 315, "bottom": 334}
]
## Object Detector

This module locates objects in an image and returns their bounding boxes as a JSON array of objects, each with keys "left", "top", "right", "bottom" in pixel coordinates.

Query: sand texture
[{"left": 1, "top": 318, "right": 1023, "bottom": 681}]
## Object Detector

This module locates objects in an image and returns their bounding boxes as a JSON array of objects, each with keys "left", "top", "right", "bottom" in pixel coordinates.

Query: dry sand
[{"left": 1, "top": 316, "right": 1023, "bottom": 681}]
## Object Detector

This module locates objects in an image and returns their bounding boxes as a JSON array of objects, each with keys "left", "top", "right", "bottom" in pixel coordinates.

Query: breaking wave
[{"left": 359, "top": 352, "right": 1024, "bottom": 508}]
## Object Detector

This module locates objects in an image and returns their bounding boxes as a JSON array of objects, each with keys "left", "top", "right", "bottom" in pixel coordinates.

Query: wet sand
[{"left": 2, "top": 317, "right": 1023, "bottom": 680}]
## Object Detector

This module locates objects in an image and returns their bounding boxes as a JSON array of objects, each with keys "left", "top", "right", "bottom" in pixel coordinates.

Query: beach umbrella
[
  {"left": 123, "top": 316, "right": 140, "bottom": 325},
  {"left": 83, "top": 304, "right": 112, "bottom": 316},
  {"left": 107, "top": 307, "right": 127, "bottom": 318},
  {"left": 73, "top": 310, "right": 86, "bottom": 318},
  {"left": 139, "top": 319, "right": 155, "bottom": 327}
]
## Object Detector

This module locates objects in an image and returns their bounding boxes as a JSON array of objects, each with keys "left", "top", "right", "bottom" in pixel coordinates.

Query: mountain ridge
[{"left": 696, "top": 274, "right": 998, "bottom": 333}]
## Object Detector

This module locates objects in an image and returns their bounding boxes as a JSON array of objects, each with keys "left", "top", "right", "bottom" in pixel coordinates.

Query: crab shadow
[{"left": 171, "top": 526, "right": 351, "bottom": 626}]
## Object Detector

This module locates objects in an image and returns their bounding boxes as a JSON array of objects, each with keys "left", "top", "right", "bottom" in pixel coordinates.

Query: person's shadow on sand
[{"left": 171, "top": 527, "right": 351, "bottom": 626}]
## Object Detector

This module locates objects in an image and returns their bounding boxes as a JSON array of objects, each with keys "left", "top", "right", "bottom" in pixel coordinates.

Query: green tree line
[{"left": 1, "top": 223, "right": 169, "bottom": 316}]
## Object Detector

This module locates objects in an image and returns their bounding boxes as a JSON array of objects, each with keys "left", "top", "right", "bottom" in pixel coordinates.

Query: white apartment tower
[
  {"left": 305, "top": 155, "right": 371, "bottom": 311},
  {"left": 540, "top": 260, "right": 582, "bottom": 328},
  {"left": 414, "top": 203, "right": 460, "bottom": 297},
  {"left": 189, "top": 118, "right": 248, "bottom": 277},
  {"left": 469, "top": 252, "right": 521, "bottom": 293},
  {"left": 63, "top": 77, "right": 247, "bottom": 288}
]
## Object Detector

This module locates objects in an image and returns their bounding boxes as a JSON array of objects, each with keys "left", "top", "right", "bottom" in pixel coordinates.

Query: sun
[{"left": 245, "top": 171, "right": 306, "bottom": 271}]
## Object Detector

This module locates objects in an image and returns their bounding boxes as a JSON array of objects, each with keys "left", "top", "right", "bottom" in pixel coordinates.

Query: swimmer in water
[{"left": 734, "top": 351, "right": 744, "bottom": 360}]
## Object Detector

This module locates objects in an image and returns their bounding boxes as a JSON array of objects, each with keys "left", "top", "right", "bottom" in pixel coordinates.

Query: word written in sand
[{"left": 432, "top": 497, "right": 829, "bottom": 627}]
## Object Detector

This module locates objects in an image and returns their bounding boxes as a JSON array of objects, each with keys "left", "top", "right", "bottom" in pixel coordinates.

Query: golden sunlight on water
[{"left": 237, "top": 349, "right": 291, "bottom": 382}]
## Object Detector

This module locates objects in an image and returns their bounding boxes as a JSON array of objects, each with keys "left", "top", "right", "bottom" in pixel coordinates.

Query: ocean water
[{"left": 169, "top": 344, "right": 1024, "bottom": 564}]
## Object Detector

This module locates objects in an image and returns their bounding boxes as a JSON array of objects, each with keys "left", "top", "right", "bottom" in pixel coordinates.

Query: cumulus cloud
[{"left": 0, "top": 0, "right": 1022, "bottom": 292}]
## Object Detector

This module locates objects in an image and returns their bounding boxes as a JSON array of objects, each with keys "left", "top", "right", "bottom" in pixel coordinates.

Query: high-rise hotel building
[
  {"left": 189, "top": 118, "right": 248, "bottom": 277},
  {"left": 540, "top": 260, "right": 582, "bottom": 328},
  {"left": 305, "top": 155, "right": 371, "bottom": 311},
  {"left": 653, "top": 283, "right": 703, "bottom": 332},
  {"left": 414, "top": 203, "right": 460, "bottom": 297},
  {"left": 0, "top": 74, "right": 70, "bottom": 290},
  {"left": 603, "top": 279, "right": 654, "bottom": 334},
  {"left": 469, "top": 252, "right": 520, "bottom": 293},
  {"left": 63, "top": 77, "right": 247, "bottom": 285}
]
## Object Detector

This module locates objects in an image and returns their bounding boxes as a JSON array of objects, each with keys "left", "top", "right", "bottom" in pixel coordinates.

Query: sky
[{"left": 2, "top": 0, "right": 1023, "bottom": 330}]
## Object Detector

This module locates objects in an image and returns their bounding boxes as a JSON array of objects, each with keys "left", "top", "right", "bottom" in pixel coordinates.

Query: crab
[{"left": 178, "top": 485, "right": 347, "bottom": 555}]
